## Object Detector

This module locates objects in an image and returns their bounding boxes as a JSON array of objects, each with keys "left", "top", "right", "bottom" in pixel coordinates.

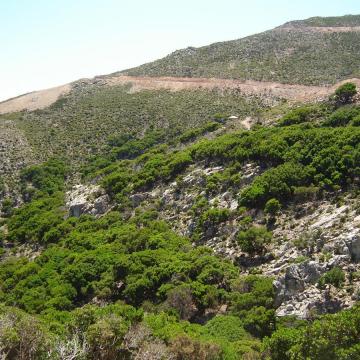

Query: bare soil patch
[
  {"left": 106, "top": 75, "right": 360, "bottom": 103},
  {"left": 0, "top": 84, "right": 71, "bottom": 114},
  {"left": 1, "top": 75, "right": 360, "bottom": 114}
]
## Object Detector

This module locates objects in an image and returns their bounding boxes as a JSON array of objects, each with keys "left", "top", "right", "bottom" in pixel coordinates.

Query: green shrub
[
  {"left": 263, "top": 327, "right": 301, "bottom": 360},
  {"left": 20, "top": 159, "right": 67, "bottom": 198},
  {"left": 240, "top": 163, "right": 313, "bottom": 208},
  {"left": 334, "top": 82, "right": 357, "bottom": 105},
  {"left": 1, "top": 198, "right": 14, "bottom": 217},
  {"left": 237, "top": 226, "right": 272, "bottom": 255},
  {"left": 231, "top": 276, "right": 274, "bottom": 308},
  {"left": 204, "top": 315, "right": 249, "bottom": 342},
  {"left": 318, "top": 267, "right": 345, "bottom": 288},
  {"left": 179, "top": 121, "right": 220, "bottom": 143},
  {"left": 0, "top": 306, "right": 54, "bottom": 359},
  {"left": 6, "top": 194, "right": 65, "bottom": 244},
  {"left": 0, "top": 177, "right": 4, "bottom": 195},
  {"left": 324, "top": 106, "right": 360, "bottom": 127},
  {"left": 242, "top": 306, "right": 275, "bottom": 338},
  {"left": 199, "top": 208, "right": 230, "bottom": 227},
  {"left": 265, "top": 305, "right": 360, "bottom": 359},
  {"left": 264, "top": 198, "right": 281, "bottom": 216},
  {"left": 293, "top": 186, "right": 320, "bottom": 202},
  {"left": 279, "top": 105, "right": 323, "bottom": 126},
  {"left": 352, "top": 115, "right": 360, "bottom": 126}
]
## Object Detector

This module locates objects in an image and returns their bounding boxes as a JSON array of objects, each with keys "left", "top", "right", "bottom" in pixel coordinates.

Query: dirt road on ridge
[{"left": 1, "top": 75, "right": 360, "bottom": 114}]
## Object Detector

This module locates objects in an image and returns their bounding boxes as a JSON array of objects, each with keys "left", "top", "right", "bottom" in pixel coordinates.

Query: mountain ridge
[
  {"left": 0, "top": 15, "right": 360, "bottom": 113},
  {"left": 121, "top": 14, "right": 360, "bottom": 85}
]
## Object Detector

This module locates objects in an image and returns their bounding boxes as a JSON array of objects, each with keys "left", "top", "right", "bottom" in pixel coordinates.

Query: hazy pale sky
[{"left": 1, "top": 0, "right": 360, "bottom": 101}]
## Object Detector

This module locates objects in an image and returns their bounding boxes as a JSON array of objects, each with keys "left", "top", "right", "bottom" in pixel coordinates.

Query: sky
[{"left": 1, "top": 0, "right": 360, "bottom": 101}]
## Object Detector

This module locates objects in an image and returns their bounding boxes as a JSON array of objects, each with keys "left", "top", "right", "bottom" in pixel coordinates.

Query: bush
[
  {"left": 237, "top": 226, "right": 272, "bottom": 255},
  {"left": 240, "top": 163, "right": 313, "bottom": 208},
  {"left": 179, "top": 121, "right": 220, "bottom": 143},
  {"left": 199, "top": 208, "right": 230, "bottom": 227},
  {"left": 0, "top": 306, "right": 54, "bottom": 359},
  {"left": 352, "top": 115, "right": 360, "bottom": 126},
  {"left": 334, "top": 82, "right": 357, "bottom": 105},
  {"left": 293, "top": 186, "right": 320, "bottom": 202},
  {"left": 263, "top": 327, "right": 301, "bottom": 360},
  {"left": 0, "top": 178, "right": 4, "bottom": 196},
  {"left": 20, "top": 159, "right": 67, "bottom": 198},
  {"left": 242, "top": 306, "right": 275, "bottom": 338},
  {"left": 264, "top": 198, "right": 281, "bottom": 216},
  {"left": 170, "top": 335, "right": 223, "bottom": 360},
  {"left": 1, "top": 198, "right": 14, "bottom": 217},
  {"left": 265, "top": 305, "right": 360, "bottom": 359},
  {"left": 166, "top": 285, "right": 197, "bottom": 320},
  {"left": 230, "top": 275, "right": 274, "bottom": 312},
  {"left": 204, "top": 315, "right": 249, "bottom": 342},
  {"left": 278, "top": 105, "right": 322, "bottom": 126},
  {"left": 318, "top": 267, "right": 345, "bottom": 288},
  {"left": 324, "top": 106, "right": 360, "bottom": 127},
  {"left": 86, "top": 315, "right": 128, "bottom": 360}
]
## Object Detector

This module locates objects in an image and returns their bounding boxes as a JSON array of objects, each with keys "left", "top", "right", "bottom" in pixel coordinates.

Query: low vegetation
[
  {"left": 1, "top": 81, "right": 360, "bottom": 358},
  {"left": 13, "top": 85, "right": 264, "bottom": 168}
]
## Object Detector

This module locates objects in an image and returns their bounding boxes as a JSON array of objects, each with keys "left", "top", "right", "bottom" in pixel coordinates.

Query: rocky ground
[{"left": 66, "top": 161, "right": 360, "bottom": 319}]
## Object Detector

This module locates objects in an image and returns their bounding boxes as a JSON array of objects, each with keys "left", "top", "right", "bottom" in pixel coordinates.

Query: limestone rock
[
  {"left": 345, "top": 232, "right": 360, "bottom": 262},
  {"left": 66, "top": 184, "right": 110, "bottom": 218}
]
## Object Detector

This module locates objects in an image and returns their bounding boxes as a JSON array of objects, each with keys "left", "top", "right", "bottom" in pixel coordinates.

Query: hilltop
[
  {"left": 281, "top": 14, "right": 360, "bottom": 28},
  {"left": 122, "top": 15, "right": 360, "bottom": 85}
]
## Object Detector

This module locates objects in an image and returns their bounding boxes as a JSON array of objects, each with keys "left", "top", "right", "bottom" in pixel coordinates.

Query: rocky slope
[{"left": 114, "top": 173, "right": 359, "bottom": 319}]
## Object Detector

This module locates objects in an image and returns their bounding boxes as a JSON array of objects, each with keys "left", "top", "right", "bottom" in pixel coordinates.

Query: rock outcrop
[{"left": 66, "top": 184, "right": 111, "bottom": 218}]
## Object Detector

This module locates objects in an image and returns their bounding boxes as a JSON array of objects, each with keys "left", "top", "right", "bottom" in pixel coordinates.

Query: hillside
[
  {"left": 0, "top": 87, "right": 360, "bottom": 358},
  {"left": 2, "top": 74, "right": 360, "bottom": 187},
  {"left": 122, "top": 15, "right": 360, "bottom": 85},
  {"left": 1, "top": 14, "right": 360, "bottom": 360}
]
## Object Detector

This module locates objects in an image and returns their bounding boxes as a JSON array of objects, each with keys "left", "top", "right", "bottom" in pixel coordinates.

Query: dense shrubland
[
  {"left": 0, "top": 161, "right": 276, "bottom": 358},
  {"left": 99, "top": 103, "right": 360, "bottom": 212},
  {"left": 1, "top": 86, "right": 360, "bottom": 358},
  {"left": 15, "top": 85, "right": 264, "bottom": 167}
]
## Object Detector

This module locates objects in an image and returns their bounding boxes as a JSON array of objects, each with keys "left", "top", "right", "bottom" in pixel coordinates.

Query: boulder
[
  {"left": 130, "top": 193, "right": 149, "bottom": 207},
  {"left": 298, "top": 260, "right": 323, "bottom": 284},
  {"left": 284, "top": 264, "right": 305, "bottom": 296},
  {"left": 274, "top": 261, "right": 324, "bottom": 307},
  {"left": 345, "top": 232, "right": 360, "bottom": 262},
  {"left": 66, "top": 184, "right": 110, "bottom": 218}
]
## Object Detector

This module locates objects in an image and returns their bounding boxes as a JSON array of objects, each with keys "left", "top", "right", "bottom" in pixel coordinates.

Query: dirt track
[
  {"left": 1, "top": 75, "right": 360, "bottom": 114},
  {"left": 105, "top": 75, "right": 360, "bottom": 103}
]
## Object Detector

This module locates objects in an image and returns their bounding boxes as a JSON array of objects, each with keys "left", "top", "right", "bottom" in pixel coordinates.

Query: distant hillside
[
  {"left": 1, "top": 83, "right": 265, "bottom": 179},
  {"left": 121, "top": 15, "right": 360, "bottom": 85},
  {"left": 2, "top": 14, "right": 360, "bottom": 184}
]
